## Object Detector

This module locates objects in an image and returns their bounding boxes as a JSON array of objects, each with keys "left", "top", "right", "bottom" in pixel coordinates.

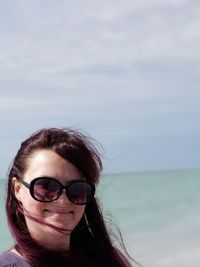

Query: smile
[{"left": 44, "top": 209, "right": 74, "bottom": 218}]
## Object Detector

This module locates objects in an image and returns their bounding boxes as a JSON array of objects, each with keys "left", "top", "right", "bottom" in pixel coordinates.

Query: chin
[{"left": 46, "top": 220, "right": 76, "bottom": 233}]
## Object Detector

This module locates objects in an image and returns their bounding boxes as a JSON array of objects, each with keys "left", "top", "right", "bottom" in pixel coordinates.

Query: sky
[{"left": 0, "top": 0, "right": 200, "bottom": 177}]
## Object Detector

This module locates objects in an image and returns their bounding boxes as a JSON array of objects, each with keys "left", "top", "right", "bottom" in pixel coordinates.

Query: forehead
[{"left": 24, "top": 149, "right": 82, "bottom": 182}]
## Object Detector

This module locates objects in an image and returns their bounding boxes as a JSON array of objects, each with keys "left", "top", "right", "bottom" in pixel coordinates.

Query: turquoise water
[{"left": 1, "top": 169, "right": 200, "bottom": 267}]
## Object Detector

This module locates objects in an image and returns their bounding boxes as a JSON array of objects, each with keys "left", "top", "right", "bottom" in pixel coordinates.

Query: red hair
[{"left": 6, "top": 128, "right": 132, "bottom": 267}]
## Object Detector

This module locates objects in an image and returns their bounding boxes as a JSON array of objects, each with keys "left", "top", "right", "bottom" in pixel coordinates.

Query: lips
[
  {"left": 54, "top": 211, "right": 68, "bottom": 215},
  {"left": 54, "top": 211, "right": 73, "bottom": 217},
  {"left": 44, "top": 208, "right": 74, "bottom": 218}
]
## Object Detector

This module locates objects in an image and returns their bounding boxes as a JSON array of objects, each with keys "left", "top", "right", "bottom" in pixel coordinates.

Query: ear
[{"left": 12, "top": 177, "right": 22, "bottom": 202}]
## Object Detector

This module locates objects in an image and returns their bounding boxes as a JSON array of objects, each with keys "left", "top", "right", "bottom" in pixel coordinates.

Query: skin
[{"left": 13, "top": 149, "right": 85, "bottom": 251}]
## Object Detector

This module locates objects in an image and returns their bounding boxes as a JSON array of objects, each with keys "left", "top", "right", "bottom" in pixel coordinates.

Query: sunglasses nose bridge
[{"left": 57, "top": 187, "right": 70, "bottom": 202}]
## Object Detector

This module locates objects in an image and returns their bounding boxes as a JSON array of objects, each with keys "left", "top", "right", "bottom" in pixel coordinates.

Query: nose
[{"left": 56, "top": 189, "right": 71, "bottom": 203}]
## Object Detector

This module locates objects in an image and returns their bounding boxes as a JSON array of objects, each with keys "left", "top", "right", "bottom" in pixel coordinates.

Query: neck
[{"left": 38, "top": 233, "right": 70, "bottom": 251}]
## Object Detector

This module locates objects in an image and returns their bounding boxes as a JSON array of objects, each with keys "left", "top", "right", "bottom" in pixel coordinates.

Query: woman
[{"left": 0, "top": 128, "right": 132, "bottom": 267}]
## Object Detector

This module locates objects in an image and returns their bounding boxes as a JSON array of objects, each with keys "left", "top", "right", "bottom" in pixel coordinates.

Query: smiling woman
[{"left": 0, "top": 128, "right": 132, "bottom": 267}]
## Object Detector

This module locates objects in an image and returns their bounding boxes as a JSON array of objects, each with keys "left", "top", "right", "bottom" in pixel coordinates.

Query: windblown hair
[{"left": 6, "top": 128, "right": 131, "bottom": 267}]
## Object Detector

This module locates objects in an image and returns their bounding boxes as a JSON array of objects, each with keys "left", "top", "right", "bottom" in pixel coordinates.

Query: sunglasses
[{"left": 19, "top": 177, "right": 95, "bottom": 205}]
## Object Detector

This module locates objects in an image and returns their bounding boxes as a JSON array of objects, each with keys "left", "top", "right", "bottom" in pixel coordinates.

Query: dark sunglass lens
[
  {"left": 67, "top": 182, "right": 94, "bottom": 204},
  {"left": 33, "top": 178, "right": 60, "bottom": 201}
]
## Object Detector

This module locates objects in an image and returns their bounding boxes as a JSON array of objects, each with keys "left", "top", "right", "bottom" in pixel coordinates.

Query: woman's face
[{"left": 13, "top": 149, "right": 86, "bottom": 249}]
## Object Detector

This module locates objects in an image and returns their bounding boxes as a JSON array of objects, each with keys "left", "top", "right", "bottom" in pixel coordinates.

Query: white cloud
[
  {"left": 0, "top": 0, "right": 199, "bottom": 85},
  {"left": 0, "top": 0, "right": 199, "bottom": 174}
]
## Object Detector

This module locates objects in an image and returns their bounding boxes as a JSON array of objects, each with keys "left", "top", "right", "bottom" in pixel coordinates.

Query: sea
[{"left": 0, "top": 169, "right": 200, "bottom": 267}]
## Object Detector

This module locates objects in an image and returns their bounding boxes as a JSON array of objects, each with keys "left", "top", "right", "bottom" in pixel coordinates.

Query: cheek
[
  {"left": 20, "top": 194, "right": 46, "bottom": 216},
  {"left": 75, "top": 206, "right": 85, "bottom": 219}
]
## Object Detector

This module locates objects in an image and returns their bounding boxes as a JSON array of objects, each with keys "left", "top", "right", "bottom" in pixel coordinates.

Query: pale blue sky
[{"left": 0, "top": 0, "right": 200, "bottom": 177}]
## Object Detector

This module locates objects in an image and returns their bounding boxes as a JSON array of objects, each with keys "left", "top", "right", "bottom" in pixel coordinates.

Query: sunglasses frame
[{"left": 19, "top": 177, "right": 95, "bottom": 205}]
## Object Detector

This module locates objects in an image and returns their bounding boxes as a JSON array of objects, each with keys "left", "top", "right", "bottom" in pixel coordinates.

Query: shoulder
[{"left": 0, "top": 251, "right": 30, "bottom": 267}]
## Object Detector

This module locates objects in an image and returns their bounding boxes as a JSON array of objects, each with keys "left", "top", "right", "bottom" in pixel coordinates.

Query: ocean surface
[{"left": 0, "top": 169, "right": 200, "bottom": 267}]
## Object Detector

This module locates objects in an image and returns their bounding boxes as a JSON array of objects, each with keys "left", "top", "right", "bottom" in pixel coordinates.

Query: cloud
[
  {"left": 0, "top": 0, "right": 199, "bottom": 175},
  {"left": 0, "top": 0, "right": 199, "bottom": 85}
]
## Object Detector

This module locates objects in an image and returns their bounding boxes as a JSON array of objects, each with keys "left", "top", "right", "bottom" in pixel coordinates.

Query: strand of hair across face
[{"left": 20, "top": 206, "right": 72, "bottom": 235}]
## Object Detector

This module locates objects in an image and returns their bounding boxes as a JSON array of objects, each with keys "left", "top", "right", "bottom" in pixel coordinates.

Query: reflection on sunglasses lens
[
  {"left": 68, "top": 183, "right": 90, "bottom": 204},
  {"left": 34, "top": 180, "right": 60, "bottom": 201}
]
